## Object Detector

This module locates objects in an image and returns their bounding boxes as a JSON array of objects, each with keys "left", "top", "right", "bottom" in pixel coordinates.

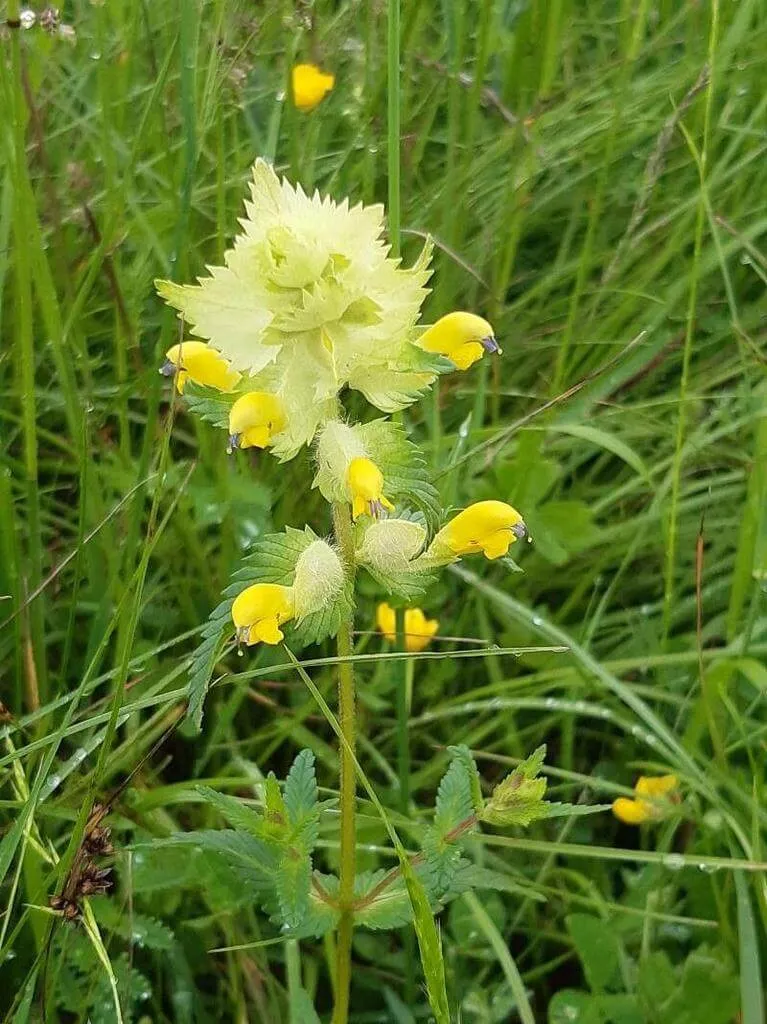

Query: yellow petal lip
[
  {"left": 612, "top": 775, "right": 680, "bottom": 826},
  {"left": 292, "top": 63, "right": 335, "bottom": 112},
  {"left": 163, "top": 341, "right": 241, "bottom": 394},
  {"left": 232, "top": 583, "right": 295, "bottom": 647},
  {"left": 227, "top": 392, "right": 287, "bottom": 452},
  {"left": 437, "top": 500, "right": 527, "bottom": 560},
  {"left": 347, "top": 457, "right": 394, "bottom": 520},
  {"left": 635, "top": 773, "right": 678, "bottom": 798},
  {"left": 418, "top": 311, "right": 501, "bottom": 372},
  {"left": 612, "top": 797, "right": 651, "bottom": 825},
  {"left": 376, "top": 602, "right": 439, "bottom": 652}
]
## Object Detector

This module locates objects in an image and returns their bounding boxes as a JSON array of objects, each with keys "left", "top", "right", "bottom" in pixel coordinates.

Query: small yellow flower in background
[
  {"left": 436, "top": 500, "right": 527, "bottom": 560},
  {"left": 612, "top": 774, "right": 679, "bottom": 825},
  {"left": 347, "top": 457, "right": 394, "bottom": 520},
  {"left": 232, "top": 583, "right": 295, "bottom": 646},
  {"left": 418, "top": 311, "right": 501, "bottom": 371},
  {"left": 376, "top": 602, "right": 439, "bottom": 652},
  {"left": 160, "top": 341, "right": 241, "bottom": 394},
  {"left": 228, "top": 392, "right": 287, "bottom": 452},
  {"left": 292, "top": 63, "right": 335, "bottom": 112}
]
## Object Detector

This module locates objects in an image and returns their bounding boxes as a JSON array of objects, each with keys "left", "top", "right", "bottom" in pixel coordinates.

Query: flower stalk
[{"left": 331, "top": 501, "right": 358, "bottom": 1024}]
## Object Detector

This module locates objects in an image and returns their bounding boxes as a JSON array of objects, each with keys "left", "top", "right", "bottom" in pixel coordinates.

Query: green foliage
[
  {"left": 187, "top": 526, "right": 353, "bottom": 727},
  {"left": 357, "top": 419, "right": 442, "bottom": 534},
  {"left": 181, "top": 382, "right": 236, "bottom": 429},
  {"left": 480, "top": 745, "right": 550, "bottom": 827}
]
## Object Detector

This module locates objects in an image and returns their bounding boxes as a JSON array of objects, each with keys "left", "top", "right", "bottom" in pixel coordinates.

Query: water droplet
[
  {"left": 89, "top": 51, "right": 102, "bottom": 61},
  {"left": 573, "top": 700, "right": 586, "bottom": 713},
  {"left": 640, "top": 604, "right": 651, "bottom": 615},
  {"left": 276, "top": 89, "right": 286, "bottom": 102},
  {"left": 544, "top": 697, "right": 556, "bottom": 709},
  {"left": 661, "top": 853, "right": 685, "bottom": 871},
  {"left": 698, "top": 862, "right": 719, "bottom": 874},
  {"left": 4, "top": 950, "right": 15, "bottom": 961},
  {"left": 71, "top": 747, "right": 87, "bottom": 765},
  {"left": 20, "top": 9, "right": 37, "bottom": 29},
  {"left": 531, "top": 615, "right": 543, "bottom": 627}
]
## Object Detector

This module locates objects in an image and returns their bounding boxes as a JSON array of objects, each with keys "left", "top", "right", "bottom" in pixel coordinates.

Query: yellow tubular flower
[
  {"left": 232, "top": 583, "right": 295, "bottom": 646},
  {"left": 347, "top": 457, "right": 394, "bottom": 520},
  {"left": 160, "top": 341, "right": 241, "bottom": 394},
  {"left": 228, "top": 392, "right": 287, "bottom": 452},
  {"left": 437, "top": 500, "right": 527, "bottom": 560},
  {"left": 292, "top": 63, "right": 335, "bottom": 112},
  {"left": 612, "top": 774, "right": 679, "bottom": 825},
  {"left": 418, "top": 312, "right": 501, "bottom": 371},
  {"left": 376, "top": 603, "right": 439, "bottom": 653}
]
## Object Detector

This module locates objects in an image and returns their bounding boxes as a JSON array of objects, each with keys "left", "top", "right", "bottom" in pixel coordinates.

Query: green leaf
[
  {"left": 400, "top": 854, "right": 451, "bottom": 1024},
  {"left": 434, "top": 753, "right": 475, "bottom": 836},
  {"left": 182, "top": 381, "right": 236, "bottom": 428},
  {"left": 354, "top": 872, "right": 413, "bottom": 931},
  {"left": 357, "top": 419, "right": 442, "bottom": 534},
  {"left": 284, "top": 749, "right": 320, "bottom": 850},
  {"left": 195, "top": 785, "right": 266, "bottom": 837},
  {"left": 548, "top": 990, "right": 601, "bottom": 1024},
  {"left": 639, "top": 947, "right": 740, "bottom": 1024},
  {"left": 275, "top": 849, "right": 312, "bottom": 929},
  {"left": 140, "top": 830, "right": 279, "bottom": 896},
  {"left": 422, "top": 826, "right": 464, "bottom": 898},
  {"left": 446, "top": 862, "right": 546, "bottom": 903},
  {"left": 734, "top": 868, "right": 765, "bottom": 1024},
  {"left": 446, "top": 744, "right": 484, "bottom": 813},
  {"left": 566, "top": 914, "right": 621, "bottom": 993},
  {"left": 480, "top": 745, "right": 551, "bottom": 828}
]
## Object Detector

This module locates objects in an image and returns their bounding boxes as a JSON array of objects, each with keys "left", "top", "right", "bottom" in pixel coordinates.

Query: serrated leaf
[
  {"left": 196, "top": 785, "right": 266, "bottom": 837},
  {"left": 480, "top": 745, "right": 550, "bottom": 828},
  {"left": 182, "top": 382, "right": 236, "bottom": 428},
  {"left": 446, "top": 744, "right": 484, "bottom": 813},
  {"left": 354, "top": 872, "right": 413, "bottom": 931},
  {"left": 284, "top": 749, "right": 320, "bottom": 851},
  {"left": 446, "top": 862, "right": 546, "bottom": 903},
  {"left": 276, "top": 849, "right": 312, "bottom": 929},
  {"left": 422, "top": 826, "right": 463, "bottom": 899},
  {"left": 434, "top": 756, "right": 474, "bottom": 837},
  {"left": 357, "top": 419, "right": 441, "bottom": 534},
  {"left": 139, "top": 830, "right": 279, "bottom": 894}
]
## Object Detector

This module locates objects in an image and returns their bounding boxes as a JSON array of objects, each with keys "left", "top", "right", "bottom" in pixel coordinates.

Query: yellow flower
[
  {"left": 347, "top": 457, "right": 394, "bottom": 520},
  {"left": 418, "top": 312, "right": 501, "bottom": 371},
  {"left": 435, "top": 501, "right": 527, "bottom": 560},
  {"left": 232, "top": 583, "right": 295, "bottom": 646},
  {"left": 612, "top": 774, "right": 679, "bottom": 825},
  {"left": 160, "top": 341, "right": 241, "bottom": 394},
  {"left": 292, "top": 63, "right": 335, "bottom": 112},
  {"left": 228, "top": 392, "right": 287, "bottom": 452},
  {"left": 376, "top": 602, "right": 439, "bottom": 653}
]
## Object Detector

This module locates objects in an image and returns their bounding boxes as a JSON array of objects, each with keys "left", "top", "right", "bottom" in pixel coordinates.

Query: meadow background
[{"left": 1, "top": 0, "right": 766, "bottom": 1020}]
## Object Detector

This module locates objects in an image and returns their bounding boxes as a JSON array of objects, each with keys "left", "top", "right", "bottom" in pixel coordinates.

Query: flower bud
[
  {"left": 314, "top": 421, "right": 367, "bottom": 503},
  {"left": 292, "top": 539, "right": 345, "bottom": 617},
  {"left": 357, "top": 519, "right": 427, "bottom": 575}
]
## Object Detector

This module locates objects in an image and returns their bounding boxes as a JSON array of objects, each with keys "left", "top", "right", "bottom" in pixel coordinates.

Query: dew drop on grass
[{"left": 531, "top": 615, "right": 543, "bottom": 626}]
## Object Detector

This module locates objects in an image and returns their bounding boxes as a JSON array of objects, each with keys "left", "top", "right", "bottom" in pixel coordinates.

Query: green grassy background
[{"left": 1, "top": 0, "right": 765, "bottom": 1020}]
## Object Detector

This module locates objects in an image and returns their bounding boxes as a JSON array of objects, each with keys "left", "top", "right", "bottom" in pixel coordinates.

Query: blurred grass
[{"left": 0, "top": 0, "right": 766, "bottom": 1020}]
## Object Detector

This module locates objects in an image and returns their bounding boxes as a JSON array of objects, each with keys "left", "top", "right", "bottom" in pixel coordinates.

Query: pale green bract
[{"left": 156, "top": 159, "right": 436, "bottom": 459}]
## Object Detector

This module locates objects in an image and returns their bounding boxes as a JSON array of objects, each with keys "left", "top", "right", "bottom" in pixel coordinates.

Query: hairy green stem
[{"left": 331, "top": 501, "right": 357, "bottom": 1024}]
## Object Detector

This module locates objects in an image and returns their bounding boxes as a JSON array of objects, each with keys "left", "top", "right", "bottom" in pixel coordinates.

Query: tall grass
[{"left": 1, "top": 0, "right": 765, "bottom": 1020}]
